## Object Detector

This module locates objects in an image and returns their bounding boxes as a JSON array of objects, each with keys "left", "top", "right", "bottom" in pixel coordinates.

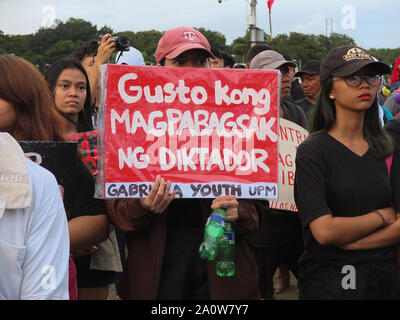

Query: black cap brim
[
  {"left": 294, "top": 69, "right": 319, "bottom": 77},
  {"left": 331, "top": 60, "right": 391, "bottom": 78}
]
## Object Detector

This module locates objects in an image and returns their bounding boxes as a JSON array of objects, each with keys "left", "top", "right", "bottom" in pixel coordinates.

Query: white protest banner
[{"left": 269, "top": 118, "right": 308, "bottom": 211}]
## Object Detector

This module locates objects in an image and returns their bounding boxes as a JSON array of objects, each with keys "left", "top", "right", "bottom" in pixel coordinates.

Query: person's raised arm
[{"left": 84, "top": 34, "right": 116, "bottom": 104}]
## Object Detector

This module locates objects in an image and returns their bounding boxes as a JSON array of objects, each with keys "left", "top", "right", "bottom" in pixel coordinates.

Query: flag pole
[
  {"left": 267, "top": 0, "right": 274, "bottom": 41},
  {"left": 269, "top": 9, "right": 272, "bottom": 40}
]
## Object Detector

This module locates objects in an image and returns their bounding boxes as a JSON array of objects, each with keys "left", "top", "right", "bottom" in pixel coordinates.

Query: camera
[{"left": 111, "top": 35, "right": 130, "bottom": 52}]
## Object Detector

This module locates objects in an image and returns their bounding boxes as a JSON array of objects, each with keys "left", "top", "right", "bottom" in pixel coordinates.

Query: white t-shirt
[{"left": 0, "top": 159, "right": 69, "bottom": 300}]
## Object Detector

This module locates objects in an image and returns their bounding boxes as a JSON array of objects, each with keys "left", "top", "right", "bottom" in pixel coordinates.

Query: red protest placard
[
  {"left": 65, "top": 131, "right": 98, "bottom": 176},
  {"left": 97, "top": 65, "right": 280, "bottom": 199}
]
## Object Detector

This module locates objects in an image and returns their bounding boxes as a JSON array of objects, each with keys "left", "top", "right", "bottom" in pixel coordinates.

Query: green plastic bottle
[
  {"left": 216, "top": 222, "right": 235, "bottom": 277},
  {"left": 199, "top": 208, "right": 227, "bottom": 261}
]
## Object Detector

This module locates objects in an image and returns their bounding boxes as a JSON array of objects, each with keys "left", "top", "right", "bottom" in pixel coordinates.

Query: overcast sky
[{"left": 0, "top": 0, "right": 398, "bottom": 49}]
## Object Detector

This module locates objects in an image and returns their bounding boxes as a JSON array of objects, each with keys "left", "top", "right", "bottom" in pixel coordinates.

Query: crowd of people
[{"left": 1, "top": 25, "right": 400, "bottom": 300}]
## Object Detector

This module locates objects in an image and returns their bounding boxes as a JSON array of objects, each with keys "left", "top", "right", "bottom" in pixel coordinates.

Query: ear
[{"left": 329, "top": 79, "right": 337, "bottom": 99}]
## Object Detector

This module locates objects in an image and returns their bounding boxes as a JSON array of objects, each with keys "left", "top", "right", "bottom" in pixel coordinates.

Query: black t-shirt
[
  {"left": 161, "top": 198, "right": 206, "bottom": 297},
  {"left": 166, "top": 198, "right": 203, "bottom": 229},
  {"left": 290, "top": 79, "right": 305, "bottom": 102},
  {"left": 67, "top": 157, "right": 107, "bottom": 219},
  {"left": 281, "top": 100, "right": 308, "bottom": 130},
  {"left": 294, "top": 97, "right": 314, "bottom": 118},
  {"left": 70, "top": 157, "right": 108, "bottom": 282},
  {"left": 294, "top": 132, "right": 400, "bottom": 264}
]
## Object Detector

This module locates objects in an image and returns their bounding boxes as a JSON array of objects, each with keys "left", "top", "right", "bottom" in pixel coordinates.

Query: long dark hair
[
  {"left": 44, "top": 58, "right": 93, "bottom": 132},
  {"left": 309, "top": 76, "right": 393, "bottom": 159},
  {"left": 0, "top": 54, "right": 64, "bottom": 141}
]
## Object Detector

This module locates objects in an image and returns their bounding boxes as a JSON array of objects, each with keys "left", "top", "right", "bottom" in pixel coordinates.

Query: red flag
[{"left": 267, "top": 0, "right": 275, "bottom": 12}]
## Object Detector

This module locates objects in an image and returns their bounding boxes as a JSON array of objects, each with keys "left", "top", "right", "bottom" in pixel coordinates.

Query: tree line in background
[{"left": 1, "top": 17, "right": 399, "bottom": 72}]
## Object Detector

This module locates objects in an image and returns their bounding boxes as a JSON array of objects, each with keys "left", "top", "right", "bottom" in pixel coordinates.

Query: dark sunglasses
[{"left": 343, "top": 75, "right": 382, "bottom": 87}]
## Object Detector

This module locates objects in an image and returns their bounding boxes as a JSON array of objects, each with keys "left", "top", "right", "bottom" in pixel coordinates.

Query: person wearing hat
[
  {"left": 245, "top": 44, "right": 274, "bottom": 69},
  {"left": 294, "top": 60, "right": 321, "bottom": 117},
  {"left": 115, "top": 46, "right": 145, "bottom": 66},
  {"left": 155, "top": 27, "right": 214, "bottom": 68},
  {"left": 294, "top": 45, "right": 400, "bottom": 299},
  {"left": 105, "top": 27, "right": 263, "bottom": 300},
  {"left": 250, "top": 50, "right": 308, "bottom": 131},
  {"left": 248, "top": 50, "right": 307, "bottom": 300}
]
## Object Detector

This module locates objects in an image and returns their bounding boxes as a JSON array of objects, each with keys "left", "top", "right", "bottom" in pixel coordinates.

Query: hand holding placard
[{"left": 139, "top": 175, "right": 176, "bottom": 213}]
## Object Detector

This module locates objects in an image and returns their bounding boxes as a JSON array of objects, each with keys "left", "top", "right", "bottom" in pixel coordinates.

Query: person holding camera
[{"left": 73, "top": 34, "right": 117, "bottom": 127}]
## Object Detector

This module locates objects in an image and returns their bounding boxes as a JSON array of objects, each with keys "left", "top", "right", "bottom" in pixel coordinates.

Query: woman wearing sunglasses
[{"left": 294, "top": 46, "right": 400, "bottom": 299}]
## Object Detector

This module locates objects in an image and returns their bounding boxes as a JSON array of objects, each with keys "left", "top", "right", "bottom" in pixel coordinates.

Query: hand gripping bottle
[
  {"left": 199, "top": 208, "right": 227, "bottom": 261},
  {"left": 216, "top": 222, "right": 235, "bottom": 277}
]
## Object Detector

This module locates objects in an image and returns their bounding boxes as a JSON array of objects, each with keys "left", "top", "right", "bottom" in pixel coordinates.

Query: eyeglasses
[{"left": 343, "top": 75, "right": 382, "bottom": 87}]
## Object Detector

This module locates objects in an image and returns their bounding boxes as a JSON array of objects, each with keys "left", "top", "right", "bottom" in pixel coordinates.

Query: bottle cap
[{"left": 213, "top": 208, "right": 226, "bottom": 216}]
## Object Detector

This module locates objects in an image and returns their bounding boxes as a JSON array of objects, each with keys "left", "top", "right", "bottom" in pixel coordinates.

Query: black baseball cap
[
  {"left": 320, "top": 45, "right": 391, "bottom": 84},
  {"left": 294, "top": 60, "right": 321, "bottom": 77}
]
